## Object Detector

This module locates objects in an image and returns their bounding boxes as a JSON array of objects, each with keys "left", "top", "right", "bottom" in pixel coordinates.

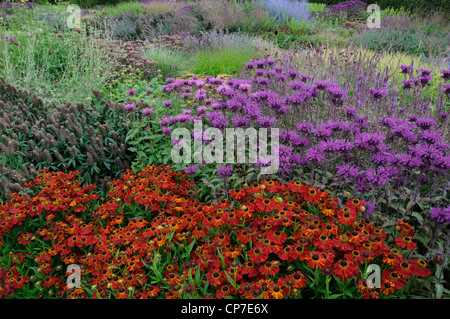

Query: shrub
[
  {"left": 0, "top": 78, "right": 133, "bottom": 200},
  {"left": 0, "top": 15, "right": 115, "bottom": 104},
  {"left": 258, "top": 0, "right": 312, "bottom": 25},
  {"left": 142, "top": 45, "right": 189, "bottom": 78},
  {"left": 356, "top": 27, "right": 450, "bottom": 59},
  {"left": 72, "top": 0, "right": 121, "bottom": 9}
]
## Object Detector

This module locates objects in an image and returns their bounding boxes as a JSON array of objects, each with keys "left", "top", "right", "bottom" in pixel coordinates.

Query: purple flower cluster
[
  {"left": 430, "top": 207, "right": 450, "bottom": 225},
  {"left": 148, "top": 52, "right": 449, "bottom": 218},
  {"left": 184, "top": 165, "right": 199, "bottom": 175},
  {"left": 217, "top": 165, "right": 234, "bottom": 178}
]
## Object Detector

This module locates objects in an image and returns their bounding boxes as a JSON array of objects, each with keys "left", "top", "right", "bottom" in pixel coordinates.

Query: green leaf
[
  {"left": 328, "top": 294, "right": 343, "bottom": 299},
  {"left": 224, "top": 271, "right": 237, "bottom": 289},
  {"left": 411, "top": 212, "right": 423, "bottom": 224}
]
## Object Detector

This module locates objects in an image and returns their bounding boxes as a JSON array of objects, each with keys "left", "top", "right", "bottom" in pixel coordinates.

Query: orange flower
[
  {"left": 332, "top": 259, "right": 359, "bottom": 282},
  {"left": 256, "top": 197, "right": 277, "bottom": 213},
  {"left": 395, "top": 236, "right": 416, "bottom": 251},
  {"left": 206, "top": 271, "right": 224, "bottom": 287},
  {"left": 380, "top": 280, "right": 396, "bottom": 295},
  {"left": 260, "top": 260, "right": 279, "bottom": 276},
  {"left": 305, "top": 251, "right": 329, "bottom": 269},
  {"left": 269, "top": 285, "right": 284, "bottom": 299}
]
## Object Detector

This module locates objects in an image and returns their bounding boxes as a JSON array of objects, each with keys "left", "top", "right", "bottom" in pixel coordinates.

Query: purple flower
[
  {"left": 145, "top": 88, "right": 153, "bottom": 95},
  {"left": 141, "top": 108, "right": 154, "bottom": 116},
  {"left": 305, "top": 148, "right": 324, "bottom": 164},
  {"left": 162, "top": 126, "right": 172, "bottom": 136},
  {"left": 296, "top": 122, "right": 314, "bottom": 133},
  {"left": 418, "top": 75, "right": 432, "bottom": 86},
  {"left": 402, "top": 80, "right": 413, "bottom": 90},
  {"left": 195, "top": 89, "right": 207, "bottom": 101},
  {"left": 369, "top": 88, "right": 388, "bottom": 99},
  {"left": 443, "top": 84, "right": 450, "bottom": 96},
  {"left": 430, "top": 207, "right": 450, "bottom": 225},
  {"left": 289, "top": 80, "right": 304, "bottom": 90},
  {"left": 400, "top": 64, "right": 414, "bottom": 74},
  {"left": 441, "top": 69, "right": 450, "bottom": 81},
  {"left": 336, "top": 163, "right": 360, "bottom": 178},
  {"left": 184, "top": 165, "right": 199, "bottom": 175},
  {"left": 126, "top": 88, "right": 136, "bottom": 96},
  {"left": 417, "top": 68, "right": 434, "bottom": 76},
  {"left": 232, "top": 115, "right": 251, "bottom": 127},
  {"left": 162, "top": 100, "right": 173, "bottom": 108},
  {"left": 354, "top": 132, "right": 384, "bottom": 149},
  {"left": 217, "top": 165, "right": 234, "bottom": 178},
  {"left": 207, "top": 111, "right": 229, "bottom": 129},
  {"left": 315, "top": 80, "right": 336, "bottom": 90},
  {"left": 416, "top": 117, "right": 437, "bottom": 130},
  {"left": 124, "top": 103, "right": 136, "bottom": 112}
]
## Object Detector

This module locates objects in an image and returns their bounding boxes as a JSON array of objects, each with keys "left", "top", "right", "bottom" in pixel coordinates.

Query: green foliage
[
  {"left": 0, "top": 10, "right": 115, "bottom": 105},
  {"left": 356, "top": 27, "right": 449, "bottom": 59},
  {"left": 190, "top": 45, "right": 261, "bottom": 76},
  {"left": 72, "top": 0, "right": 122, "bottom": 9},
  {"left": 142, "top": 46, "right": 189, "bottom": 78}
]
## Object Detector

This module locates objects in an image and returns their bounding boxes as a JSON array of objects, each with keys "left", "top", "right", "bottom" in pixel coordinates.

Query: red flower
[
  {"left": 230, "top": 188, "right": 248, "bottom": 201},
  {"left": 305, "top": 251, "right": 329, "bottom": 269},
  {"left": 333, "top": 234, "right": 354, "bottom": 251},
  {"left": 313, "top": 234, "right": 333, "bottom": 250},
  {"left": 241, "top": 260, "right": 260, "bottom": 278},
  {"left": 337, "top": 207, "right": 357, "bottom": 226},
  {"left": 288, "top": 271, "right": 307, "bottom": 289},
  {"left": 410, "top": 259, "right": 432, "bottom": 278},
  {"left": 248, "top": 247, "right": 269, "bottom": 264},
  {"left": 332, "top": 259, "right": 359, "bottom": 282},
  {"left": 255, "top": 197, "right": 277, "bottom": 213},
  {"left": 17, "top": 233, "right": 34, "bottom": 245},
  {"left": 382, "top": 269, "right": 405, "bottom": 290},
  {"left": 260, "top": 260, "right": 279, "bottom": 276},
  {"left": 216, "top": 284, "right": 235, "bottom": 299},
  {"left": 394, "top": 260, "right": 415, "bottom": 278},
  {"left": 266, "top": 229, "right": 287, "bottom": 245},
  {"left": 395, "top": 235, "right": 416, "bottom": 251}
]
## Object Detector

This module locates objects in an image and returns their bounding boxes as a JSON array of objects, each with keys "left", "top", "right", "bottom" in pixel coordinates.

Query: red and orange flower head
[
  {"left": 230, "top": 188, "right": 249, "bottom": 201},
  {"left": 396, "top": 220, "right": 415, "bottom": 237},
  {"left": 394, "top": 260, "right": 415, "bottom": 278},
  {"left": 206, "top": 270, "right": 224, "bottom": 287},
  {"left": 241, "top": 260, "right": 260, "bottom": 278},
  {"left": 269, "top": 285, "right": 284, "bottom": 299},
  {"left": 332, "top": 259, "right": 359, "bottom": 282},
  {"left": 333, "top": 234, "right": 354, "bottom": 251},
  {"left": 338, "top": 207, "right": 357, "bottom": 226},
  {"left": 216, "top": 284, "right": 235, "bottom": 299},
  {"left": 411, "top": 259, "right": 432, "bottom": 278},
  {"left": 305, "top": 251, "right": 329, "bottom": 269},
  {"left": 290, "top": 271, "right": 307, "bottom": 289},
  {"left": 380, "top": 280, "right": 396, "bottom": 295},
  {"left": 395, "top": 235, "right": 417, "bottom": 251},
  {"left": 248, "top": 247, "right": 269, "bottom": 264},
  {"left": 313, "top": 234, "right": 333, "bottom": 250},
  {"left": 260, "top": 260, "right": 279, "bottom": 276},
  {"left": 382, "top": 270, "right": 405, "bottom": 290},
  {"left": 256, "top": 197, "right": 277, "bottom": 213}
]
